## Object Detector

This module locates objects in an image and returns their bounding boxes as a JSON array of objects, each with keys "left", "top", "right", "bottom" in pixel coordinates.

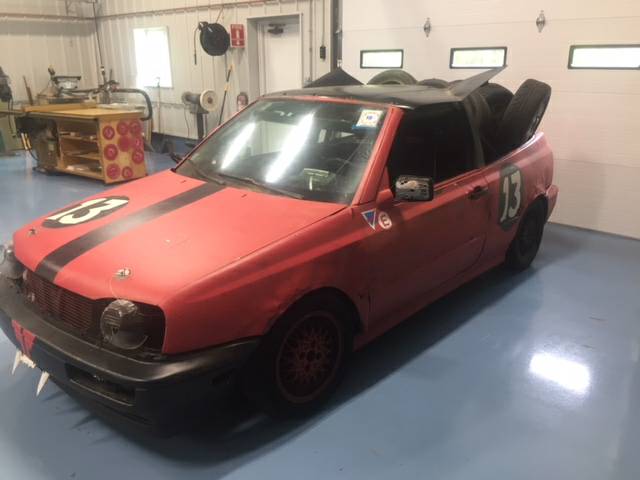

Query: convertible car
[{"left": 0, "top": 68, "right": 557, "bottom": 426}]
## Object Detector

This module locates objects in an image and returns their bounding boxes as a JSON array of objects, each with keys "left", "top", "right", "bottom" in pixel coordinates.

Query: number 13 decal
[
  {"left": 43, "top": 196, "right": 129, "bottom": 228},
  {"left": 498, "top": 165, "right": 524, "bottom": 229}
]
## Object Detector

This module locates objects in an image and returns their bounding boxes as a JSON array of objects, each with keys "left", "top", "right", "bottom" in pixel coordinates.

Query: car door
[{"left": 362, "top": 103, "right": 490, "bottom": 324}]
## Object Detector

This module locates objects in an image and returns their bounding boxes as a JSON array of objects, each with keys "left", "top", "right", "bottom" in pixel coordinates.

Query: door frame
[{"left": 247, "top": 13, "right": 304, "bottom": 99}]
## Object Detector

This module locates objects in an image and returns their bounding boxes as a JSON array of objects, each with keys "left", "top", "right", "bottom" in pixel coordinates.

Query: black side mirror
[
  {"left": 395, "top": 175, "right": 434, "bottom": 201},
  {"left": 169, "top": 153, "right": 183, "bottom": 164}
]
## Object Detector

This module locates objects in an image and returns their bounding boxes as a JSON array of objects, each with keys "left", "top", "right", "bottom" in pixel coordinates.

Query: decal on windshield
[{"left": 355, "top": 109, "right": 383, "bottom": 129}]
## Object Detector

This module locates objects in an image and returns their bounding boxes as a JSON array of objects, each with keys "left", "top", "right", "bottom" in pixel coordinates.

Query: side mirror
[
  {"left": 169, "top": 153, "right": 183, "bottom": 164},
  {"left": 395, "top": 175, "right": 434, "bottom": 202}
]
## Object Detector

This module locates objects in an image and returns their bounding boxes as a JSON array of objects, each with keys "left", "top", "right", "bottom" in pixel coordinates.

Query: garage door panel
[
  {"left": 345, "top": 0, "right": 640, "bottom": 31},
  {"left": 551, "top": 159, "right": 640, "bottom": 239},
  {"left": 543, "top": 92, "right": 640, "bottom": 169}
]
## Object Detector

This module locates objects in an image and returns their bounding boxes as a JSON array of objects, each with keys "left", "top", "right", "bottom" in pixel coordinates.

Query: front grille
[
  {"left": 24, "top": 270, "right": 98, "bottom": 334},
  {"left": 23, "top": 270, "right": 165, "bottom": 355}
]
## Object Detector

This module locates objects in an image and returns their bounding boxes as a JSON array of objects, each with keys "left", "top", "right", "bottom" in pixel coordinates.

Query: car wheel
[
  {"left": 417, "top": 78, "right": 449, "bottom": 88},
  {"left": 241, "top": 293, "right": 354, "bottom": 417},
  {"left": 367, "top": 69, "right": 417, "bottom": 85},
  {"left": 505, "top": 201, "right": 546, "bottom": 271},
  {"left": 496, "top": 79, "right": 551, "bottom": 155}
]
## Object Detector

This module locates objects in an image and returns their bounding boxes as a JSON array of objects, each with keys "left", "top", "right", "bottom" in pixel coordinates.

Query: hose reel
[{"left": 193, "top": 22, "right": 230, "bottom": 64}]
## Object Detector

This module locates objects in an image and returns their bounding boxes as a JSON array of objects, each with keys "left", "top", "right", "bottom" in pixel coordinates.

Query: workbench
[{"left": 24, "top": 104, "right": 146, "bottom": 184}]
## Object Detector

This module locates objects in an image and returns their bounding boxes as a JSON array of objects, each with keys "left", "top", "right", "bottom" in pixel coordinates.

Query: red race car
[{"left": 0, "top": 69, "right": 557, "bottom": 425}]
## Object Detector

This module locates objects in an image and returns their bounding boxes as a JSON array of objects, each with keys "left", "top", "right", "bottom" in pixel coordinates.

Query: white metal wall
[
  {"left": 96, "top": 0, "right": 332, "bottom": 140},
  {"left": 342, "top": 0, "right": 640, "bottom": 239},
  {"left": 0, "top": 0, "right": 99, "bottom": 99}
]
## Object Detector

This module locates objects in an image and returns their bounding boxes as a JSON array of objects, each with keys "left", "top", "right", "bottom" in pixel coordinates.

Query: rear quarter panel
[{"left": 481, "top": 132, "right": 554, "bottom": 261}]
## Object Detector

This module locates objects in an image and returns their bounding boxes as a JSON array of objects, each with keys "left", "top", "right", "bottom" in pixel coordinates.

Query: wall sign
[{"left": 230, "top": 24, "right": 245, "bottom": 48}]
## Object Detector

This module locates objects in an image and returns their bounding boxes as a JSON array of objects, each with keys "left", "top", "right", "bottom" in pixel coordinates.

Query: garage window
[
  {"left": 568, "top": 44, "right": 640, "bottom": 70},
  {"left": 450, "top": 47, "right": 507, "bottom": 69},
  {"left": 133, "top": 27, "right": 173, "bottom": 88},
  {"left": 360, "top": 49, "right": 404, "bottom": 69}
]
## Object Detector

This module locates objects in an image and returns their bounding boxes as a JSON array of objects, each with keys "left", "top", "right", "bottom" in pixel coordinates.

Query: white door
[{"left": 258, "top": 18, "right": 302, "bottom": 94}]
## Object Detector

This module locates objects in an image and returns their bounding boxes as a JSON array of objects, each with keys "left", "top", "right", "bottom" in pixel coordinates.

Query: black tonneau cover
[{"left": 269, "top": 67, "right": 505, "bottom": 109}]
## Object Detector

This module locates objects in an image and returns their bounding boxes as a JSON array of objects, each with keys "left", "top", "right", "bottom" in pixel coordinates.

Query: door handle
[{"left": 468, "top": 185, "right": 489, "bottom": 200}]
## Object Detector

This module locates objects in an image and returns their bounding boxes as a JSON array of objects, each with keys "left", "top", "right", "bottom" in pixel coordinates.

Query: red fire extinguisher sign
[{"left": 230, "top": 24, "right": 245, "bottom": 48}]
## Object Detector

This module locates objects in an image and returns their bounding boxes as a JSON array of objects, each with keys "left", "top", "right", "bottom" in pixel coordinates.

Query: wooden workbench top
[{"left": 27, "top": 107, "right": 141, "bottom": 121}]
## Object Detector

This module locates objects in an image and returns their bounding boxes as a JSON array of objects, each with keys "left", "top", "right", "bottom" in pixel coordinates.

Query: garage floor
[{"left": 1, "top": 152, "right": 639, "bottom": 480}]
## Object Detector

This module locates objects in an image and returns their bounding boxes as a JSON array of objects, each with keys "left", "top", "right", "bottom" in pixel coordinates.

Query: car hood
[{"left": 13, "top": 170, "right": 345, "bottom": 303}]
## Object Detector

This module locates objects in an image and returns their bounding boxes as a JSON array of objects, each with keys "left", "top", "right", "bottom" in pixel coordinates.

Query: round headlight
[
  {"left": 0, "top": 243, "right": 25, "bottom": 280},
  {"left": 100, "top": 299, "right": 149, "bottom": 350}
]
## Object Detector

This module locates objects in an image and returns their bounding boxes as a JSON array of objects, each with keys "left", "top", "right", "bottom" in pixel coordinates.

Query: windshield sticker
[
  {"left": 378, "top": 211, "right": 393, "bottom": 230},
  {"left": 362, "top": 209, "right": 377, "bottom": 230},
  {"left": 355, "top": 109, "right": 383, "bottom": 129}
]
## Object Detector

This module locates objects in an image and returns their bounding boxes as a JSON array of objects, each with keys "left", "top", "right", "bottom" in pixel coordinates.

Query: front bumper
[{"left": 0, "top": 276, "right": 259, "bottom": 428}]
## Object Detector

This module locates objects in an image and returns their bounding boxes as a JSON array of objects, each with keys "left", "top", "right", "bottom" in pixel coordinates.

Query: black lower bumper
[{"left": 0, "top": 277, "right": 259, "bottom": 428}]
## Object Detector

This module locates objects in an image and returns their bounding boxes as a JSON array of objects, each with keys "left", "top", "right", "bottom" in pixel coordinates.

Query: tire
[
  {"left": 496, "top": 79, "right": 551, "bottom": 155},
  {"left": 505, "top": 201, "right": 546, "bottom": 271},
  {"left": 240, "top": 293, "right": 355, "bottom": 417},
  {"left": 477, "top": 83, "right": 513, "bottom": 128},
  {"left": 368, "top": 69, "right": 417, "bottom": 85},
  {"left": 417, "top": 78, "right": 449, "bottom": 88}
]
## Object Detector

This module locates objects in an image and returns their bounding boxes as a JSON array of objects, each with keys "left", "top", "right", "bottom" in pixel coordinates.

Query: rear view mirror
[{"left": 395, "top": 175, "right": 434, "bottom": 201}]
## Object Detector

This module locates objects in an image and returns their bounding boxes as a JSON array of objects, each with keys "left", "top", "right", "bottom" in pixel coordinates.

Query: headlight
[
  {"left": 0, "top": 243, "right": 25, "bottom": 280},
  {"left": 100, "top": 299, "right": 150, "bottom": 350}
]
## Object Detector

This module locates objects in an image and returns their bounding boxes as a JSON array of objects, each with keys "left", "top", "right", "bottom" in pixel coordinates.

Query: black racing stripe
[{"left": 35, "top": 182, "right": 225, "bottom": 282}]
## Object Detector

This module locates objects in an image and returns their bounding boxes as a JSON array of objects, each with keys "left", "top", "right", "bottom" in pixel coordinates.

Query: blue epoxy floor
[{"left": 1, "top": 152, "right": 640, "bottom": 479}]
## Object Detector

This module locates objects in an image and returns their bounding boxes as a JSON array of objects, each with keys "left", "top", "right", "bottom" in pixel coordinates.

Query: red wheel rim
[
  {"left": 116, "top": 120, "right": 129, "bottom": 136},
  {"left": 117, "top": 136, "right": 131, "bottom": 152},
  {"left": 122, "top": 166, "right": 133, "bottom": 179},
  {"left": 106, "top": 163, "right": 120, "bottom": 179},
  {"left": 129, "top": 120, "right": 142, "bottom": 135},
  {"left": 102, "top": 125, "right": 115, "bottom": 140},
  {"left": 275, "top": 312, "right": 343, "bottom": 403},
  {"left": 104, "top": 144, "right": 118, "bottom": 160},
  {"left": 132, "top": 149, "right": 144, "bottom": 164}
]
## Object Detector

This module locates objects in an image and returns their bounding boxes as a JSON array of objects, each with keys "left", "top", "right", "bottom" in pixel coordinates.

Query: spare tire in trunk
[
  {"left": 367, "top": 70, "right": 417, "bottom": 85},
  {"left": 496, "top": 79, "right": 551, "bottom": 155}
]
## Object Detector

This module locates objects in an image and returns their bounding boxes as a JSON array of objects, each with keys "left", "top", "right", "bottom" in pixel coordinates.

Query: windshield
[{"left": 175, "top": 99, "right": 387, "bottom": 204}]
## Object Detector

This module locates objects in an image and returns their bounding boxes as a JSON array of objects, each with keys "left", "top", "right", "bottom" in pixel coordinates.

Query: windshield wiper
[
  {"left": 214, "top": 172, "right": 303, "bottom": 199},
  {"left": 183, "top": 158, "right": 226, "bottom": 186}
]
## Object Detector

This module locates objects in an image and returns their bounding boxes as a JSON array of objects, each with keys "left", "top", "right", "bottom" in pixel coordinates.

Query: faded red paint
[{"left": 11, "top": 96, "right": 557, "bottom": 355}]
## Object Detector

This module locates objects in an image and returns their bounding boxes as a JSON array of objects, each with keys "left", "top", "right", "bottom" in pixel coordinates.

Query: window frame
[
  {"left": 567, "top": 44, "right": 640, "bottom": 70},
  {"left": 133, "top": 26, "right": 174, "bottom": 88},
  {"left": 449, "top": 46, "right": 508, "bottom": 69},
  {"left": 385, "top": 102, "right": 481, "bottom": 188},
  {"left": 360, "top": 49, "right": 404, "bottom": 69}
]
